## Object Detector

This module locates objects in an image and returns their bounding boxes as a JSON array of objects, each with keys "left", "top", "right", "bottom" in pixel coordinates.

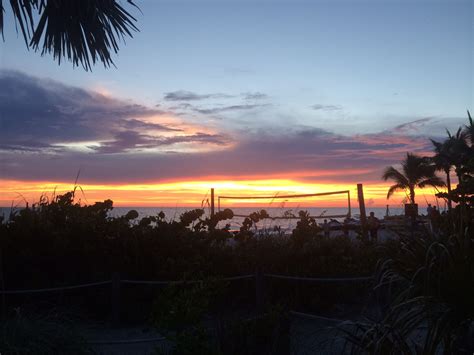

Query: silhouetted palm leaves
[
  {"left": 464, "top": 110, "right": 474, "bottom": 146},
  {"left": 382, "top": 153, "right": 445, "bottom": 204},
  {"left": 0, "top": 0, "right": 139, "bottom": 70},
  {"left": 431, "top": 138, "right": 455, "bottom": 211}
]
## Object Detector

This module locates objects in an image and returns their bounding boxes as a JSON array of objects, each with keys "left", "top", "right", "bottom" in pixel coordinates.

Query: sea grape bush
[{"left": 1, "top": 192, "right": 379, "bottom": 290}]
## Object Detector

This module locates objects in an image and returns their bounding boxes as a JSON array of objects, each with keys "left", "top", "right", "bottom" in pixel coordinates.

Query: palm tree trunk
[
  {"left": 445, "top": 169, "right": 452, "bottom": 212},
  {"left": 409, "top": 186, "right": 416, "bottom": 205},
  {"left": 456, "top": 171, "right": 466, "bottom": 234}
]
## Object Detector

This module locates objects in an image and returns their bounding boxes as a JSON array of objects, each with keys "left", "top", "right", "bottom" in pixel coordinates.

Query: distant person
[
  {"left": 323, "top": 219, "right": 330, "bottom": 238},
  {"left": 343, "top": 217, "right": 350, "bottom": 237},
  {"left": 426, "top": 204, "right": 433, "bottom": 216},
  {"left": 431, "top": 206, "right": 440, "bottom": 234},
  {"left": 367, "top": 212, "right": 380, "bottom": 242},
  {"left": 427, "top": 204, "right": 434, "bottom": 233}
]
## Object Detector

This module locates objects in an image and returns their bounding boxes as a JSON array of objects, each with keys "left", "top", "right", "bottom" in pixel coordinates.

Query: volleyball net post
[{"left": 210, "top": 188, "right": 215, "bottom": 218}]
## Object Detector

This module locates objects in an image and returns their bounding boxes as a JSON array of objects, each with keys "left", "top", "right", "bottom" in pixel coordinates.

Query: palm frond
[
  {"left": 2, "top": 0, "right": 139, "bottom": 70},
  {"left": 32, "top": 0, "right": 139, "bottom": 70},
  {"left": 417, "top": 176, "right": 446, "bottom": 189},
  {"left": 3, "top": 0, "right": 36, "bottom": 44},
  {"left": 382, "top": 166, "right": 408, "bottom": 185},
  {"left": 464, "top": 109, "right": 474, "bottom": 146},
  {"left": 386, "top": 183, "right": 406, "bottom": 200},
  {"left": 430, "top": 139, "right": 443, "bottom": 152},
  {"left": 0, "top": 1, "right": 4, "bottom": 40}
]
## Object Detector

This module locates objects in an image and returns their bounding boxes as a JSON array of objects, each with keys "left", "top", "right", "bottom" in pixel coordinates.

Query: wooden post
[
  {"left": 0, "top": 247, "right": 6, "bottom": 321},
  {"left": 255, "top": 268, "right": 264, "bottom": 316},
  {"left": 347, "top": 190, "right": 352, "bottom": 218},
  {"left": 357, "top": 184, "right": 367, "bottom": 223},
  {"left": 357, "top": 184, "right": 368, "bottom": 239},
  {"left": 210, "top": 188, "right": 215, "bottom": 218},
  {"left": 111, "top": 272, "right": 121, "bottom": 325}
]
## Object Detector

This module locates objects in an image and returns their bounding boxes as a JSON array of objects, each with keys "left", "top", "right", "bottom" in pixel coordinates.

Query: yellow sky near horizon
[{"left": 0, "top": 178, "right": 445, "bottom": 209}]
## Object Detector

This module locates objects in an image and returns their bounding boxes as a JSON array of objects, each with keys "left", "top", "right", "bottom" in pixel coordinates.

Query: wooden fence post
[
  {"left": 0, "top": 248, "right": 5, "bottom": 321},
  {"left": 255, "top": 268, "right": 264, "bottom": 316},
  {"left": 210, "top": 188, "right": 215, "bottom": 218},
  {"left": 111, "top": 272, "right": 121, "bottom": 325}
]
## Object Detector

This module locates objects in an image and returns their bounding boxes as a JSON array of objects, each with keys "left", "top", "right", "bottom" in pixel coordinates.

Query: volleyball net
[{"left": 217, "top": 190, "right": 351, "bottom": 219}]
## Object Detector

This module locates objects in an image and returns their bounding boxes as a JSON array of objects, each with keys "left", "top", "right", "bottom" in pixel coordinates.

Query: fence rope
[
  {"left": 0, "top": 273, "right": 373, "bottom": 294},
  {"left": 290, "top": 310, "right": 345, "bottom": 323},
  {"left": 290, "top": 311, "right": 373, "bottom": 328},
  {"left": 0, "top": 280, "right": 111, "bottom": 294},
  {"left": 264, "top": 274, "right": 373, "bottom": 282},
  {"left": 87, "top": 336, "right": 167, "bottom": 345},
  {"left": 121, "top": 274, "right": 255, "bottom": 285}
]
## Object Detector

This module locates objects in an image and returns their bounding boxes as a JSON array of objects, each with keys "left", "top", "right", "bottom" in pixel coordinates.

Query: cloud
[
  {"left": 91, "top": 131, "right": 158, "bottom": 154},
  {"left": 122, "top": 119, "right": 182, "bottom": 132},
  {"left": 0, "top": 70, "right": 193, "bottom": 152},
  {"left": 193, "top": 103, "right": 270, "bottom": 115},
  {"left": 1, "top": 122, "right": 433, "bottom": 185},
  {"left": 391, "top": 117, "right": 433, "bottom": 134},
  {"left": 164, "top": 90, "right": 269, "bottom": 103},
  {"left": 242, "top": 92, "right": 268, "bottom": 100},
  {"left": 310, "top": 104, "right": 342, "bottom": 111},
  {"left": 163, "top": 90, "right": 233, "bottom": 101},
  {"left": 92, "top": 131, "right": 229, "bottom": 154},
  {"left": 0, "top": 140, "right": 55, "bottom": 153},
  {"left": 0, "top": 71, "right": 441, "bottom": 188}
]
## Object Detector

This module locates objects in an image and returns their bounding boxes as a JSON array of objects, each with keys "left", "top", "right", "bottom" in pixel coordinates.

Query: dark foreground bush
[
  {"left": 152, "top": 279, "right": 288, "bottom": 355},
  {"left": 0, "top": 311, "right": 91, "bottom": 354},
  {"left": 1, "top": 191, "right": 378, "bottom": 289},
  {"left": 338, "top": 227, "right": 474, "bottom": 354}
]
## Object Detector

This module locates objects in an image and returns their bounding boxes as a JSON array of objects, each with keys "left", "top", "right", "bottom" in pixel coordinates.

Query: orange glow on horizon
[{"left": 0, "top": 178, "right": 445, "bottom": 210}]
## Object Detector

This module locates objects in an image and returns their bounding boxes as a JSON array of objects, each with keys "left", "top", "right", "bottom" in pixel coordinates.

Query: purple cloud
[
  {"left": 92, "top": 131, "right": 229, "bottom": 154},
  {"left": 1, "top": 124, "right": 434, "bottom": 184},
  {"left": 163, "top": 90, "right": 233, "bottom": 101},
  {"left": 0, "top": 70, "right": 184, "bottom": 152}
]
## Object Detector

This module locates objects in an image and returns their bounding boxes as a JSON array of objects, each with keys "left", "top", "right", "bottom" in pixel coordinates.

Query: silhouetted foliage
[
  {"left": 339, "top": 225, "right": 473, "bottom": 354},
  {"left": 2, "top": 194, "right": 376, "bottom": 291},
  {"left": 382, "top": 153, "right": 445, "bottom": 204},
  {"left": 339, "top": 112, "right": 474, "bottom": 354},
  {"left": 0, "top": 0, "right": 139, "bottom": 70},
  {"left": 291, "top": 210, "right": 321, "bottom": 247}
]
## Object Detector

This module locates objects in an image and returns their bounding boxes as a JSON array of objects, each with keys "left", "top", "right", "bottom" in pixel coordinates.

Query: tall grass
[{"left": 338, "top": 226, "right": 474, "bottom": 354}]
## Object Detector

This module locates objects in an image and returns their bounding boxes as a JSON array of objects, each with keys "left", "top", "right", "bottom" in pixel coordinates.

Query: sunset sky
[{"left": 0, "top": 0, "right": 472, "bottom": 209}]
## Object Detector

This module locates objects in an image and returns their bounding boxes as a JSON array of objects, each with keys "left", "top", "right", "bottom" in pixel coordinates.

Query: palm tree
[
  {"left": 431, "top": 139, "right": 454, "bottom": 211},
  {"left": 382, "top": 153, "right": 445, "bottom": 204},
  {"left": 463, "top": 110, "right": 473, "bottom": 147},
  {"left": 0, "top": 0, "right": 139, "bottom": 70},
  {"left": 430, "top": 116, "right": 471, "bottom": 209},
  {"left": 444, "top": 127, "right": 469, "bottom": 181}
]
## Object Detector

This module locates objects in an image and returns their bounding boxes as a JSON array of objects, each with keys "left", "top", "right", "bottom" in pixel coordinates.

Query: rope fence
[
  {"left": 289, "top": 310, "right": 345, "bottom": 323},
  {"left": 87, "top": 336, "right": 167, "bottom": 345},
  {"left": 0, "top": 273, "right": 373, "bottom": 294},
  {"left": 1, "top": 272, "right": 375, "bottom": 326},
  {"left": 121, "top": 274, "right": 254, "bottom": 285},
  {"left": 0, "top": 280, "right": 111, "bottom": 294},
  {"left": 264, "top": 274, "right": 373, "bottom": 282}
]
